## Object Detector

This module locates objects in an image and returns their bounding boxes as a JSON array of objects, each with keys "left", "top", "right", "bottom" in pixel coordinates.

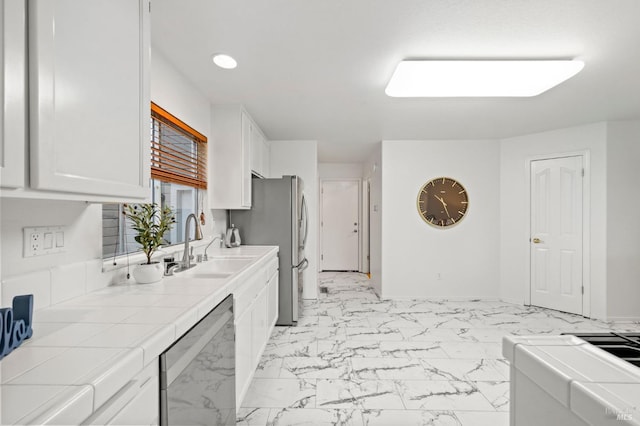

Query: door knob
[
  {"left": 532, "top": 238, "right": 541, "bottom": 244},
  {"left": 353, "top": 230, "right": 358, "bottom": 233}
]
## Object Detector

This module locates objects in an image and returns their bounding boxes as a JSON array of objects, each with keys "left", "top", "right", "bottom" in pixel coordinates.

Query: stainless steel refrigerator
[{"left": 230, "top": 175, "right": 309, "bottom": 325}]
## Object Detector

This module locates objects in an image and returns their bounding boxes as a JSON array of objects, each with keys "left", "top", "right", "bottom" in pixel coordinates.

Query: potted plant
[{"left": 124, "top": 203, "right": 176, "bottom": 284}]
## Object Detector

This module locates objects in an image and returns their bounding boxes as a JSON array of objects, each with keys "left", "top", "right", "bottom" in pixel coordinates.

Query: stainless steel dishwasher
[{"left": 160, "top": 295, "right": 235, "bottom": 425}]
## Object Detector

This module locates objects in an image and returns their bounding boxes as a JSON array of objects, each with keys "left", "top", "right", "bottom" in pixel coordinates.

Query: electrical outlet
[{"left": 23, "top": 226, "right": 66, "bottom": 257}]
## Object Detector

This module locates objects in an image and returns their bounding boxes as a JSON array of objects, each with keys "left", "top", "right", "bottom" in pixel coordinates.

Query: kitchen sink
[{"left": 182, "top": 257, "right": 254, "bottom": 280}]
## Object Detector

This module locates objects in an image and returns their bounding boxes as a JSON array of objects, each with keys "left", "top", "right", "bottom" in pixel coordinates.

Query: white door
[
  {"left": 321, "top": 180, "right": 360, "bottom": 271},
  {"left": 530, "top": 155, "right": 583, "bottom": 315}
]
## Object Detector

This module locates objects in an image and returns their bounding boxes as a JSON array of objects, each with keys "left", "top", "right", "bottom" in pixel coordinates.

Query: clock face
[{"left": 417, "top": 177, "right": 469, "bottom": 228}]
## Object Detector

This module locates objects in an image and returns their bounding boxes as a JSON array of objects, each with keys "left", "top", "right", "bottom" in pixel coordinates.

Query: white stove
[{"left": 503, "top": 335, "right": 640, "bottom": 426}]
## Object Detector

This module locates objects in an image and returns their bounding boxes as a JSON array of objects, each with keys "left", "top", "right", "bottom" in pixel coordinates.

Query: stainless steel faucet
[
  {"left": 203, "top": 233, "right": 224, "bottom": 261},
  {"left": 180, "top": 213, "right": 201, "bottom": 271}
]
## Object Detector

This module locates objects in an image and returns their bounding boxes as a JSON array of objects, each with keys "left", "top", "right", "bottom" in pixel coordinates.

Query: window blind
[{"left": 150, "top": 103, "right": 207, "bottom": 189}]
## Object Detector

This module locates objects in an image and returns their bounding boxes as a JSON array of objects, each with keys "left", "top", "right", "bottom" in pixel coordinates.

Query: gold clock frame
[{"left": 416, "top": 177, "right": 469, "bottom": 229}]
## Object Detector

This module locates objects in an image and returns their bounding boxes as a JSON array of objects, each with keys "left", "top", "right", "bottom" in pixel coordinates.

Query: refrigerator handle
[
  {"left": 295, "top": 258, "right": 309, "bottom": 272},
  {"left": 301, "top": 194, "right": 309, "bottom": 249}
]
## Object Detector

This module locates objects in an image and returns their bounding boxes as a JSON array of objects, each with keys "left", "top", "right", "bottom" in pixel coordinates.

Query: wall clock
[{"left": 417, "top": 177, "right": 469, "bottom": 228}]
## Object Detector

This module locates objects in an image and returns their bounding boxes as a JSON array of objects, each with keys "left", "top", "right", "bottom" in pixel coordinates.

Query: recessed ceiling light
[
  {"left": 385, "top": 60, "right": 585, "bottom": 97},
  {"left": 212, "top": 54, "right": 237, "bottom": 69}
]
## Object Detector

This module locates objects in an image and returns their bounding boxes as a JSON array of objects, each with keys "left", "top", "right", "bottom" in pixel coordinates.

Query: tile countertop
[
  {"left": 0, "top": 245, "right": 278, "bottom": 425},
  {"left": 503, "top": 335, "right": 640, "bottom": 426}
]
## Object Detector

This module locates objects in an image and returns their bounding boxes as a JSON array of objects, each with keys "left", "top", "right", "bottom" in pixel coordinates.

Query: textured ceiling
[{"left": 151, "top": 0, "right": 640, "bottom": 161}]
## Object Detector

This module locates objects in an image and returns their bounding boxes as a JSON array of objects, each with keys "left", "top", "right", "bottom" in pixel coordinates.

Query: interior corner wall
[
  {"left": 364, "top": 146, "right": 382, "bottom": 296},
  {"left": 380, "top": 139, "right": 500, "bottom": 300},
  {"left": 269, "top": 140, "right": 319, "bottom": 300},
  {"left": 606, "top": 120, "right": 640, "bottom": 320},
  {"left": 499, "top": 122, "right": 608, "bottom": 318}
]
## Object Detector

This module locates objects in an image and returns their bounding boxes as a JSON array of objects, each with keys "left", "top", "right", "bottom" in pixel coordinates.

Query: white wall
[
  {"left": 364, "top": 147, "right": 382, "bottom": 296},
  {"left": 151, "top": 48, "right": 227, "bottom": 238},
  {"left": 318, "top": 163, "right": 363, "bottom": 179},
  {"left": 380, "top": 139, "right": 500, "bottom": 299},
  {"left": 269, "top": 140, "right": 319, "bottom": 299},
  {"left": 499, "top": 122, "right": 607, "bottom": 318},
  {"left": 606, "top": 120, "right": 640, "bottom": 320},
  {"left": 1, "top": 200, "right": 102, "bottom": 278}
]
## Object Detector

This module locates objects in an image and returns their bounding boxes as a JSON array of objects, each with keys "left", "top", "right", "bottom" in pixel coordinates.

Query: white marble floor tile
[
  {"left": 399, "top": 327, "right": 463, "bottom": 342},
  {"left": 351, "top": 358, "right": 430, "bottom": 380},
  {"left": 346, "top": 327, "right": 405, "bottom": 341},
  {"left": 454, "top": 328, "right": 514, "bottom": 343},
  {"left": 454, "top": 410, "right": 509, "bottom": 426},
  {"left": 356, "top": 409, "right": 462, "bottom": 426},
  {"left": 439, "top": 342, "right": 505, "bottom": 359},
  {"left": 280, "top": 357, "right": 352, "bottom": 380},
  {"left": 419, "top": 359, "right": 506, "bottom": 382},
  {"left": 263, "top": 339, "right": 318, "bottom": 358},
  {"left": 253, "top": 357, "right": 283, "bottom": 379},
  {"left": 317, "top": 340, "right": 383, "bottom": 359},
  {"left": 318, "top": 316, "right": 371, "bottom": 328},
  {"left": 236, "top": 407, "right": 270, "bottom": 425},
  {"left": 287, "top": 326, "right": 347, "bottom": 341},
  {"left": 475, "top": 381, "right": 510, "bottom": 411},
  {"left": 378, "top": 341, "right": 450, "bottom": 359},
  {"left": 316, "top": 379, "right": 405, "bottom": 410},
  {"left": 395, "top": 380, "right": 496, "bottom": 411},
  {"left": 241, "top": 378, "right": 316, "bottom": 409},
  {"left": 367, "top": 314, "right": 425, "bottom": 329},
  {"left": 268, "top": 408, "right": 359, "bottom": 426},
  {"left": 240, "top": 272, "right": 640, "bottom": 423}
]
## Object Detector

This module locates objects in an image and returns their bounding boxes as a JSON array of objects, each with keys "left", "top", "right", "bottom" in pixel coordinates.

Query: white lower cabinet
[
  {"left": 267, "top": 270, "right": 279, "bottom": 330},
  {"left": 234, "top": 254, "right": 279, "bottom": 408},
  {"left": 252, "top": 286, "right": 269, "bottom": 366},
  {"left": 82, "top": 359, "right": 159, "bottom": 426},
  {"left": 235, "top": 306, "right": 253, "bottom": 406}
]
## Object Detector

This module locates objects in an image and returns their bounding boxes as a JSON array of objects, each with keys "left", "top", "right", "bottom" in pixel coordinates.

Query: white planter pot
[{"left": 133, "top": 262, "right": 164, "bottom": 284}]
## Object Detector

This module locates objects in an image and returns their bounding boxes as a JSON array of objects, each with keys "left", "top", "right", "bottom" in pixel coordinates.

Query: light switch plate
[{"left": 23, "top": 226, "right": 66, "bottom": 257}]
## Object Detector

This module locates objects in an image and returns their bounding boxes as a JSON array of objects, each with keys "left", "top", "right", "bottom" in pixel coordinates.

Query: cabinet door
[
  {"left": 251, "top": 286, "right": 268, "bottom": 368},
  {"left": 29, "top": 0, "right": 150, "bottom": 199},
  {"left": 235, "top": 307, "right": 253, "bottom": 406},
  {"left": 267, "top": 272, "right": 278, "bottom": 331},
  {"left": 107, "top": 375, "right": 158, "bottom": 426},
  {"left": 240, "top": 112, "right": 252, "bottom": 207},
  {"left": 1, "top": 0, "right": 26, "bottom": 188},
  {"left": 262, "top": 138, "right": 271, "bottom": 178},
  {"left": 250, "top": 119, "right": 261, "bottom": 177}
]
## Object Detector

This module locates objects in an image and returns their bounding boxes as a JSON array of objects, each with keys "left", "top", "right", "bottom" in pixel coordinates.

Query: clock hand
[{"left": 433, "top": 195, "right": 451, "bottom": 218}]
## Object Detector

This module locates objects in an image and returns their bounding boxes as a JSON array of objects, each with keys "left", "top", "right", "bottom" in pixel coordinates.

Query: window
[{"left": 102, "top": 104, "right": 207, "bottom": 259}]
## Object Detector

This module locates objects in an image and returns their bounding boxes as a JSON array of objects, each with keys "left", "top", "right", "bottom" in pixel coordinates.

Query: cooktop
[{"left": 565, "top": 332, "right": 640, "bottom": 367}]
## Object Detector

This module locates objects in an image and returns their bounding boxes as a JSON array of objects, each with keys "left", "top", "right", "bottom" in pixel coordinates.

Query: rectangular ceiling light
[{"left": 385, "top": 60, "right": 584, "bottom": 97}]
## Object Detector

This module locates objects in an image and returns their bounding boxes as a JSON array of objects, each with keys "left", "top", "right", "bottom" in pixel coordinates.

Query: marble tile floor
[{"left": 238, "top": 272, "right": 640, "bottom": 426}]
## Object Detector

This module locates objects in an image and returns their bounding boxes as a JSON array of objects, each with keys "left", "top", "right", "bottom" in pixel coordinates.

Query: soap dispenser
[{"left": 225, "top": 224, "right": 241, "bottom": 248}]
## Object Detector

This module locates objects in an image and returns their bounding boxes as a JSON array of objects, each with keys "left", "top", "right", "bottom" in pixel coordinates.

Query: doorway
[
  {"left": 320, "top": 179, "right": 360, "bottom": 271},
  {"left": 529, "top": 155, "right": 584, "bottom": 315}
]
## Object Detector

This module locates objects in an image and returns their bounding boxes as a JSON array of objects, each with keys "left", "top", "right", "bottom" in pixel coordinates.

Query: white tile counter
[
  {"left": 503, "top": 335, "right": 640, "bottom": 426},
  {"left": 1, "top": 245, "right": 278, "bottom": 425}
]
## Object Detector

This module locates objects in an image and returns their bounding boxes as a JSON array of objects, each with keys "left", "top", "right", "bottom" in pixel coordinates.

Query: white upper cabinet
[
  {"left": 211, "top": 105, "right": 268, "bottom": 209},
  {"left": 27, "top": 0, "right": 150, "bottom": 199},
  {"left": 250, "top": 123, "right": 270, "bottom": 178},
  {"left": 1, "top": 0, "right": 27, "bottom": 188}
]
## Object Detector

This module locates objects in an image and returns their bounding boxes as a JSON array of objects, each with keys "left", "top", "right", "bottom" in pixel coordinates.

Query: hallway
[{"left": 237, "top": 273, "right": 639, "bottom": 425}]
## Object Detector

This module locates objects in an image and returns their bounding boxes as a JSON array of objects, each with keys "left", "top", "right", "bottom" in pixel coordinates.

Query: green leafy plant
[{"left": 124, "top": 203, "right": 176, "bottom": 265}]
